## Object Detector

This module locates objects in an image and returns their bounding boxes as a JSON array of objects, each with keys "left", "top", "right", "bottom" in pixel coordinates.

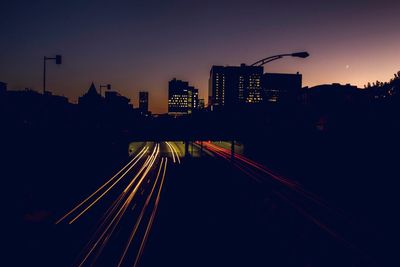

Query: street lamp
[
  {"left": 43, "top": 55, "right": 62, "bottom": 94},
  {"left": 99, "top": 84, "right": 111, "bottom": 96},
  {"left": 250, "top": 51, "right": 309, "bottom": 66}
]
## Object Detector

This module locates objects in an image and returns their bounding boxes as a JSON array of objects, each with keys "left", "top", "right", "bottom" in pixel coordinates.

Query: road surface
[{"left": 50, "top": 141, "right": 380, "bottom": 267}]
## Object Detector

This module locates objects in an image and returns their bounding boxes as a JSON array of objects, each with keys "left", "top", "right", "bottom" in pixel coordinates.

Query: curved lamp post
[{"left": 251, "top": 51, "right": 309, "bottom": 66}]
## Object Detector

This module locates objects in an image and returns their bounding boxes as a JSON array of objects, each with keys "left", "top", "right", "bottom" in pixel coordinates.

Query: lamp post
[
  {"left": 250, "top": 51, "right": 309, "bottom": 66},
  {"left": 43, "top": 55, "right": 62, "bottom": 94},
  {"left": 224, "top": 52, "right": 309, "bottom": 162},
  {"left": 99, "top": 84, "right": 111, "bottom": 97}
]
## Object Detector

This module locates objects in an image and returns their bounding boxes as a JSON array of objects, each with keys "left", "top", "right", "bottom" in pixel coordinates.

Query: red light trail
[{"left": 198, "top": 141, "right": 358, "bottom": 251}]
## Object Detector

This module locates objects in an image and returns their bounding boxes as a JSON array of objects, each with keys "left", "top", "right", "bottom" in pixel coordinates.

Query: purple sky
[{"left": 1, "top": 0, "right": 399, "bottom": 113}]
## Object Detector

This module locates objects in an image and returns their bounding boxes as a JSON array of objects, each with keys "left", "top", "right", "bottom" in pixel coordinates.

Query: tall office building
[
  {"left": 139, "top": 91, "right": 149, "bottom": 114},
  {"left": 262, "top": 72, "right": 302, "bottom": 103},
  {"left": 168, "top": 78, "right": 199, "bottom": 115},
  {"left": 209, "top": 64, "right": 263, "bottom": 110}
]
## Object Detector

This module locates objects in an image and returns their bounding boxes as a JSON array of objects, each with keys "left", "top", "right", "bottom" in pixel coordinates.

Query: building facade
[
  {"left": 209, "top": 64, "right": 263, "bottom": 110},
  {"left": 139, "top": 91, "right": 149, "bottom": 114},
  {"left": 168, "top": 78, "right": 199, "bottom": 115},
  {"left": 262, "top": 72, "right": 302, "bottom": 103}
]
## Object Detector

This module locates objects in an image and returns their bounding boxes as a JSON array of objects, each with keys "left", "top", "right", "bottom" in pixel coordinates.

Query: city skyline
[
  {"left": 3, "top": 2, "right": 400, "bottom": 266},
  {"left": 1, "top": 0, "right": 400, "bottom": 113}
]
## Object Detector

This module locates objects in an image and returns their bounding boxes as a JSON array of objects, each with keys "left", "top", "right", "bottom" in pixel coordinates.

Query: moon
[{"left": 345, "top": 65, "right": 350, "bottom": 69}]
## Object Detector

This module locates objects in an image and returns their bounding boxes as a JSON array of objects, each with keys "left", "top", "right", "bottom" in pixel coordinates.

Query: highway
[
  {"left": 56, "top": 142, "right": 181, "bottom": 267},
  {"left": 54, "top": 141, "right": 377, "bottom": 267},
  {"left": 198, "top": 142, "right": 348, "bottom": 241}
]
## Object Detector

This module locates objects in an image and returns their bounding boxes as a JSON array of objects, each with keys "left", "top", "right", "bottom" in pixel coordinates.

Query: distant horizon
[{"left": 2, "top": 64, "right": 397, "bottom": 114}]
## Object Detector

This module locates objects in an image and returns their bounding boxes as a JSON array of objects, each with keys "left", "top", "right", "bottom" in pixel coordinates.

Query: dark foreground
[{"left": 3, "top": 131, "right": 399, "bottom": 267}]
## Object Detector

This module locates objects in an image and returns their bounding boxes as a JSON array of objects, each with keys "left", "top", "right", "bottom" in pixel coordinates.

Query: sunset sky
[{"left": 1, "top": 0, "right": 399, "bottom": 113}]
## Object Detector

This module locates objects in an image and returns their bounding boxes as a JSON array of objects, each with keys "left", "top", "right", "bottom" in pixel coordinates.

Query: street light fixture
[
  {"left": 99, "top": 84, "right": 111, "bottom": 96},
  {"left": 250, "top": 51, "right": 309, "bottom": 66},
  {"left": 291, "top": 52, "right": 309, "bottom": 58},
  {"left": 43, "top": 54, "right": 62, "bottom": 94}
]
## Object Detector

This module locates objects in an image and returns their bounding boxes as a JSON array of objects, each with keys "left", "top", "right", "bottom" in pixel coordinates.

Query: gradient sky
[{"left": 1, "top": 0, "right": 399, "bottom": 113}]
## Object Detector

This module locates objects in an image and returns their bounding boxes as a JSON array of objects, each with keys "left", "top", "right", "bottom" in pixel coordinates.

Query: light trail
[
  {"left": 203, "top": 142, "right": 308, "bottom": 189},
  {"left": 55, "top": 146, "right": 148, "bottom": 224},
  {"left": 123, "top": 144, "right": 159, "bottom": 194},
  {"left": 82, "top": 168, "right": 148, "bottom": 260},
  {"left": 133, "top": 157, "right": 168, "bottom": 267},
  {"left": 274, "top": 191, "right": 352, "bottom": 247},
  {"left": 200, "top": 141, "right": 351, "bottom": 245},
  {"left": 57, "top": 142, "right": 170, "bottom": 267},
  {"left": 117, "top": 157, "right": 165, "bottom": 267},
  {"left": 68, "top": 146, "right": 151, "bottom": 224},
  {"left": 204, "top": 142, "right": 336, "bottom": 212},
  {"left": 76, "top": 144, "right": 160, "bottom": 266},
  {"left": 86, "top": 153, "right": 154, "bottom": 244},
  {"left": 165, "top": 142, "right": 176, "bottom": 163},
  {"left": 166, "top": 141, "right": 180, "bottom": 164},
  {"left": 77, "top": 189, "right": 133, "bottom": 266},
  {"left": 170, "top": 142, "right": 181, "bottom": 164}
]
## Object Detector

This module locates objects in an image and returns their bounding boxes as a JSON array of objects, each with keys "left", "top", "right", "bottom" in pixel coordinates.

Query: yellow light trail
[
  {"left": 99, "top": 192, "right": 126, "bottom": 225},
  {"left": 133, "top": 157, "right": 168, "bottom": 267},
  {"left": 68, "top": 146, "right": 151, "bottom": 224},
  {"left": 75, "top": 185, "right": 134, "bottom": 266},
  {"left": 90, "top": 144, "right": 161, "bottom": 266},
  {"left": 86, "top": 144, "right": 159, "bottom": 242},
  {"left": 166, "top": 141, "right": 180, "bottom": 164},
  {"left": 171, "top": 142, "right": 181, "bottom": 164},
  {"left": 165, "top": 141, "right": 176, "bottom": 163},
  {"left": 117, "top": 157, "right": 165, "bottom": 267},
  {"left": 55, "top": 146, "right": 148, "bottom": 224},
  {"left": 77, "top": 144, "right": 160, "bottom": 266},
  {"left": 93, "top": 152, "right": 154, "bottom": 232},
  {"left": 122, "top": 144, "right": 159, "bottom": 194},
  {"left": 78, "top": 187, "right": 136, "bottom": 267}
]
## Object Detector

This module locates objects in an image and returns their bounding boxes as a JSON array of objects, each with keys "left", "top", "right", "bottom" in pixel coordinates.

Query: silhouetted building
[
  {"left": 1, "top": 87, "right": 72, "bottom": 127},
  {"left": 77, "top": 82, "right": 137, "bottom": 128},
  {"left": 306, "top": 83, "right": 359, "bottom": 106},
  {"left": 305, "top": 83, "right": 360, "bottom": 131},
  {"left": 4, "top": 88, "right": 68, "bottom": 106},
  {"left": 209, "top": 64, "right": 263, "bottom": 110},
  {"left": 139, "top": 91, "right": 149, "bottom": 114},
  {"left": 77, "top": 82, "right": 105, "bottom": 126},
  {"left": 78, "top": 82, "right": 103, "bottom": 106},
  {"left": 262, "top": 72, "right": 302, "bottom": 103},
  {"left": 4, "top": 88, "right": 43, "bottom": 108},
  {"left": 168, "top": 78, "right": 199, "bottom": 115},
  {"left": 0, "top": 81, "right": 7, "bottom": 93},
  {"left": 43, "top": 90, "right": 69, "bottom": 105},
  {"left": 105, "top": 90, "right": 131, "bottom": 110},
  {"left": 103, "top": 89, "right": 133, "bottom": 127}
]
